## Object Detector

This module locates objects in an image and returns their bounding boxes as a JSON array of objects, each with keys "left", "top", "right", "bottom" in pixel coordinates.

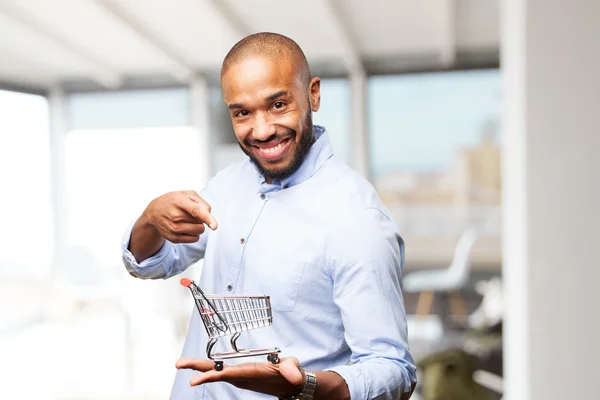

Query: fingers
[
  {"left": 184, "top": 361, "right": 273, "bottom": 387},
  {"left": 169, "top": 222, "right": 206, "bottom": 237},
  {"left": 176, "top": 357, "right": 216, "bottom": 371},
  {"left": 190, "top": 369, "right": 229, "bottom": 386},
  {"left": 278, "top": 358, "right": 303, "bottom": 386},
  {"left": 170, "top": 233, "right": 202, "bottom": 244},
  {"left": 176, "top": 358, "right": 229, "bottom": 387},
  {"left": 158, "top": 220, "right": 205, "bottom": 243},
  {"left": 177, "top": 192, "right": 218, "bottom": 230},
  {"left": 176, "top": 357, "right": 303, "bottom": 393},
  {"left": 182, "top": 190, "right": 203, "bottom": 203},
  {"left": 145, "top": 191, "right": 217, "bottom": 244}
]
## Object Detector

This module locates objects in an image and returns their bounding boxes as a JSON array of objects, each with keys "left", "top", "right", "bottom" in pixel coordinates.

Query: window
[
  {"left": 65, "top": 88, "right": 203, "bottom": 265},
  {"left": 0, "top": 90, "right": 52, "bottom": 278},
  {"left": 314, "top": 78, "right": 350, "bottom": 164},
  {"left": 64, "top": 127, "right": 205, "bottom": 267},
  {"left": 59, "top": 89, "right": 205, "bottom": 397},
  {"left": 368, "top": 70, "right": 501, "bottom": 266}
]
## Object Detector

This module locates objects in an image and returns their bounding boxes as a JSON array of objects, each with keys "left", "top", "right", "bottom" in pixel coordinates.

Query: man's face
[{"left": 221, "top": 56, "right": 320, "bottom": 182}]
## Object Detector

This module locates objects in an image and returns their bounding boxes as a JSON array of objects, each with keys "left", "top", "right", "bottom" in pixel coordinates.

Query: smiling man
[{"left": 122, "top": 33, "right": 416, "bottom": 400}]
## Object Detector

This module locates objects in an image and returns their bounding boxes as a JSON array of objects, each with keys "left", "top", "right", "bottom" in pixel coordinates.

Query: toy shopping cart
[{"left": 180, "top": 278, "right": 281, "bottom": 371}]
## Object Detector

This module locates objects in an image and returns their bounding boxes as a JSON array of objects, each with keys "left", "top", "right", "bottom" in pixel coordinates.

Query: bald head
[
  {"left": 220, "top": 33, "right": 321, "bottom": 183},
  {"left": 221, "top": 32, "right": 311, "bottom": 87}
]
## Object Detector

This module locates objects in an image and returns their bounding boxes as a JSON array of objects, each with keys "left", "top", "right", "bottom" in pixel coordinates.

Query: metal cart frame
[{"left": 180, "top": 278, "right": 281, "bottom": 371}]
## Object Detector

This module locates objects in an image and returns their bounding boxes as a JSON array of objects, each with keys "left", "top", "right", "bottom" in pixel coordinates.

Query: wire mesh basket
[{"left": 180, "top": 278, "right": 281, "bottom": 370}]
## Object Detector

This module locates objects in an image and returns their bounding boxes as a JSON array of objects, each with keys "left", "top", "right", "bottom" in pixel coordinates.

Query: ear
[{"left": 309, "top": 77, "right": 321, "bottom": 112}]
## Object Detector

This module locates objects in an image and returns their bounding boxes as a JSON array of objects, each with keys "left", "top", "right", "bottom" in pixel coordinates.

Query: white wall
[{"left": 502, "top": 1, "right": 600, "bottom": 399}]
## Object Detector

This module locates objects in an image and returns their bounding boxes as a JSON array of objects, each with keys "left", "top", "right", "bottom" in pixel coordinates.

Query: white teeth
[{"left": 259, "top": 142, "right": 284, "bottom": 154}]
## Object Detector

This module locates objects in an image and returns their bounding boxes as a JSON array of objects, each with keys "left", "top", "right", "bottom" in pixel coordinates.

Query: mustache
[{"left": 244, "top": 130, "right": 296, "bottom": 147}]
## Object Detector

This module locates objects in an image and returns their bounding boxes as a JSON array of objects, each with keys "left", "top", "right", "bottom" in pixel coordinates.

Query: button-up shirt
[{"left": 121, "top": 126, "right": 417, "bottom": 399}]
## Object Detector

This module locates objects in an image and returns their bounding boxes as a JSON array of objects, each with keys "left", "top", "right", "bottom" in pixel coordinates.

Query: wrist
[
  {"left": 137, "top": 211, "right": 164, "bottom": 241},
  {"left": 138, "top": 209, "right": 155, "bottom": 230},
  {"left": 280, "top": 369, "right": 349, "bottom": 400},
  {"left": 314, "top": 371, "right": 350, "bottom": 400},
  {"left": 281, "top": 367, "right": 316, "bottom": 400},
  {"left": 129, "top": 213, "right": 164, "bottom": 262}
]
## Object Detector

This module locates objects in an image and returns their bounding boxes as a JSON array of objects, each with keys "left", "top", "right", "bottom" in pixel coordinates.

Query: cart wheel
[
  {"left": 214, "top": 361, "right": 224, "bottom": 371},
  {"left": 269, "top": 354, "right": 280, "bottom": 365}
]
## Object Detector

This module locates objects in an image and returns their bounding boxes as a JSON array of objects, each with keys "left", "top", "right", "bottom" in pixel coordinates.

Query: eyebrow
[
  {"left": 227, "top": 90, "right": 289, "bottom": 110},
  {"left": 266, "top": 90, "right": 288, "bottom": 102}
]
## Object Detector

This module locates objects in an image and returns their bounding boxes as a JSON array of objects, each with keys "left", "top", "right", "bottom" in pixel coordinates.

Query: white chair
[
  {"left": 403, "top": 228, "right": 478, "bottom": 322},
  {"left": 468, "top": 277, "right": 503, "bottom": 330}
]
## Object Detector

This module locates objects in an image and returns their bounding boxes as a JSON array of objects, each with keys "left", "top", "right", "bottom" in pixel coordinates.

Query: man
[{"left": 122, "top": 32, "right": 417, "bottom": 399}]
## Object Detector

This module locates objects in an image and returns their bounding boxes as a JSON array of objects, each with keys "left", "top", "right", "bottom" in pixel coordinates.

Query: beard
[{"left": 239, "top": 110, "right": 314, "bottom": 182}]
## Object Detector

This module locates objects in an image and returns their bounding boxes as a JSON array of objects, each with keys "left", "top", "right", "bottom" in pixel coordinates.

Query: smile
[{"left": 254, "top": 138, "right": 291, "bottom": 162}]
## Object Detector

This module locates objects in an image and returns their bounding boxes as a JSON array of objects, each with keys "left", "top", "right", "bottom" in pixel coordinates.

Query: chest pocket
[
  {"left": 241, "top": 258, "right": 308, "bottom": 312},
  {"left": 268, "top": 260, "right": 308, "bottom": 312}
]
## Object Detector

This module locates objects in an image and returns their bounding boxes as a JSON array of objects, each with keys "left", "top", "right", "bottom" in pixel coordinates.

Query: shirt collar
[{"left": 255, "top": 125, "right": 333, "bottom": 192}]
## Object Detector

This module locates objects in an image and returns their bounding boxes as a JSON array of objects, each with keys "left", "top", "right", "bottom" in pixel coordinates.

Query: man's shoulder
[
  {"left": 318, "top": 161, "right": 403, "bottom": 265},
  {"left": 319, "top": 160, "right": 388, "bottom": 213}
]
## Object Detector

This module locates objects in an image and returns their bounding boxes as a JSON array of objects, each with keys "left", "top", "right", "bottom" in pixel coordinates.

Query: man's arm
[
  {"left": 312, "top": 371, "right": 350, "bottom": 399},
  {"left": 121, "top": 190, "right": 217, "bottom": 279},
  {"left": 128, "top": 214, "right": 165, "bottom": 263},
  {"left": 324, "top": 208, "right": 417, "bottom": 399}
]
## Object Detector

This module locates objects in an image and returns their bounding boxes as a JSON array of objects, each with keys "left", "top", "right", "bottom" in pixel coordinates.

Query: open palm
[{"left": 176, "top": 356, "right": 305, "bottom": 398}]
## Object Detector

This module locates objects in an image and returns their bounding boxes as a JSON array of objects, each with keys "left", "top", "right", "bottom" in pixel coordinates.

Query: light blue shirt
[{"left": 121, "top": 126, "right": 417, "bottom": 399}]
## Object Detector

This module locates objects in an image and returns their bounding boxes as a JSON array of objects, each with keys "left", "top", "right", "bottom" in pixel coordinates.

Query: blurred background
[{"left": 0, "top": 1, "right": 597, "bottom": 399}]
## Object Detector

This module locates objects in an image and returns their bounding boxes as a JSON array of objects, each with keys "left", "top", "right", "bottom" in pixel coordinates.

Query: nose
[{"left": 252, "top": 112, "right": 277, "bottom": 141}]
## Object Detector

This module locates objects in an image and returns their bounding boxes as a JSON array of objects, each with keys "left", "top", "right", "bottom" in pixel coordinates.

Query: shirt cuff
[
  {"left": 121, "top": 218, "right": 174, "bottom": 279},
  {"left": 326, "top": 364, "right": 365, "bottom": 400}
]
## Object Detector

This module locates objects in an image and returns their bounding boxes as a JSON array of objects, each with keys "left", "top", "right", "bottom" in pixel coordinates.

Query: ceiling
[{"left": 0, "top": 0, "right": 499, "bottom": 92}]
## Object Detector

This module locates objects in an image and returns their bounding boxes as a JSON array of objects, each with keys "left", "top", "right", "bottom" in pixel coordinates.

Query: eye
[
  {"left": 272, "top": 101, "right": 285, "bottom": 110},
  {"left": 235, "top": 110, "right": 249, "bottom": 117}
]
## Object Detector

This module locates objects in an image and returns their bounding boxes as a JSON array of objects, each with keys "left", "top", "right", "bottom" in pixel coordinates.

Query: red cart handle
[{"left": 180, "top": 278, "right": 192, "bottom": 287}]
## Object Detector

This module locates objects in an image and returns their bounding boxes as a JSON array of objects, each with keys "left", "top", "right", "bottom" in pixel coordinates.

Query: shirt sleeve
[
  {"left": 121, "top": 217, "right": 208, "bottom": 279},
  {"left": 326, "top": 208, "right": 417, "bottom": 399}
]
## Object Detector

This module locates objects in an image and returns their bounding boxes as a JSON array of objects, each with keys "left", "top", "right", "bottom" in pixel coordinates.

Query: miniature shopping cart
[{"left": 180, "top": 278, "right": 281, "bottom": 371}]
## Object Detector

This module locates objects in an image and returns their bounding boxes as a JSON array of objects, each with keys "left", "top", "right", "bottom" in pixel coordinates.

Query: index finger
[{"left": 177, "top": 196, "right": 218, "bottom": 230}]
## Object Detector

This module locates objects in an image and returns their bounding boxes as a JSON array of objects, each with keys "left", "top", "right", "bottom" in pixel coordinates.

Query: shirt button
[
  {"left": 240, "top": 238, "right": 245, "bottom": 244},
  {"left": 227, "top": 284, "right": 233, "bottom": 291},
  {"left": 260, "top": 193, "right": 266, "bottom": 200}
]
